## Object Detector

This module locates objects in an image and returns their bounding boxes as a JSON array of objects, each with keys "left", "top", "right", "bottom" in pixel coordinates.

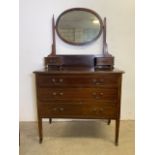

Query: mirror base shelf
[
  {"left": 47, "top": 8, "right": 114, "bottom": 71},
  {"left": 45, "top": 55, "right": 114, "bottom": 71}
]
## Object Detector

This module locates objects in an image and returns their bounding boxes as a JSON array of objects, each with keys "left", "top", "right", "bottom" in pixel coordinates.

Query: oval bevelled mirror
[{"left": 56, "top": 8, "right": 103, "bottom": 45}]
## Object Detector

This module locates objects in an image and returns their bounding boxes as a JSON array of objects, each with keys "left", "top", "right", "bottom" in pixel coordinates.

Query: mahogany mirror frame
[
  {"left": 55, "top": 8, "right": 103, "bottom": 46},
  {"left": 49, "top": 8, "right": 109, "bottom": 57}
]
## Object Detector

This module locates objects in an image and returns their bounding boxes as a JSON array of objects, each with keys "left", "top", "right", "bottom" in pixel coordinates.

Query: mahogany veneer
[
  {"left": 34, "top": 69, "right": 123, "bottom": 145},
  {"left": 34, "top": 8, "right": 124, "bottom": 146}
]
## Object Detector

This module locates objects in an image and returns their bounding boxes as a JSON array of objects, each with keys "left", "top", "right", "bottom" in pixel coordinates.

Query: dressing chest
[{"left": 34, "top": 8, "right": 124, "bottom": 145}]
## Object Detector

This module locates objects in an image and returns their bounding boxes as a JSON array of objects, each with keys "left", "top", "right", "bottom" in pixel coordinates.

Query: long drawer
[
  {"left": 38, "top": 103, "right": 116, "bottom": 118},
  {"left": 38, "top": 100, "right": 117, "bottom": 105},
  {"left": 37, "top": 88, "right": 118, "bottom": 101},
  {"left": 36, "top": 74, "right": 119, "bottom": 88}
]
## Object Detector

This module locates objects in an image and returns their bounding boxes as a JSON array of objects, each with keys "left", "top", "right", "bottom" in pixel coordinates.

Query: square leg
[
  {"left": 115, "top": 119, "right": 120, "bottom": 146},
  {"left": 38, "top": 117, "right": 43, "bottom": 143}
]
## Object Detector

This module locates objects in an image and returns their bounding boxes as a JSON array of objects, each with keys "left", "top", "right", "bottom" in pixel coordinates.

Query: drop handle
[
  {"left": 59, "top": 92, "right": 64, "bottom": 96},
  {"left": 95, "top": 82, "right": 101, "bottom": 85},
  {"left": 95, "top": 96, "right": 100, "bottom": 99},
  {"left": 52, "top": 78, "right": 56, "bottom": 82},
  {"left": 100, "top": 92, "right": 103, "bottom": 96},
  {"left": 52, "top": 92, "right": 57, "bottom": 96},
  {"left": 59, "top": 107, "right": 64, "bottom": 112},
  {"left": 92, "top": 79, "right": 100, "bottom": 85},
  {"left": 79, "top": 101, "right": 83, "bottom": 105},
  {"left": 92, "top": 79, "right": 97, "bottom": 83},
  {"left": 92, "top": 108, "right": 97, "bottom": 112},
  {"left": 99, "top": 108, "right": 103, "bottom": 112},
  {"left": 59, "top": 78, "right": 63, "bottom": 82},
  {"left": 53, "top": 107, "right": 57, "bottom": 111},
  {"left": 100, "top": 79, "right": 104, "bottom": 83},
  {"left": 92, "top": 92, "right": 97, "bottom": 96}
]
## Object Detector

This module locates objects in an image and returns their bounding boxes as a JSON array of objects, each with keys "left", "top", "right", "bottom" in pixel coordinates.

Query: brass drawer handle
[
  {"left": 92, "top": 92, "right": 97, "bottom": 96},
  {"left": 92, "top": 108, "right": 97, "bottom": 112},
  {"left": 59, "top": 107, "right": 64, "bottom": 112},
  {"left": 52, "top": 92, "right": 63, "bottom": 96},
  {"left": 52, "top": 92, "right": 57, "bottom": 96},
  {"left": 92, "top": 79, "right": 97, "bottom": 83},
  {"left": 92, "top": 79, "right": 104, "bottom": 85},
  {"left": 79, "top": 101, "right": 83, "bottom": 105},
  {"left": 92, "top": 108, "right": 103, "bottom": 113},
  {"left": 100, "top": 79, "right": 104, "bottom": 83},
  {"left": 53, "top": 107, "right": 64, "bottom": 112},
  {"left": 59, "top": 78, "right": 63, "bottom": 82},
  {"left": 99, "top": 108, "right": 103, "bottom": 112},
  {"left": 100, "top": 92, "right": 103, "bottom": 96},
  {"left": 51, "top": 78, "right": 63, "bottom": 84},
  {"left": 53, "top": 107, "right": 57, "bottom": 111},
  {"left": 52, "top": 78, "right": 56, "bottom": 82},
  {"left": 95, "top": 82, "right": 101, "bottom": 85},
  {"left": 95, "top": 96, "right": 100, "bottom": 99},
  {"left": 59, "top": 92, "right": 64, "bottom": 96}
]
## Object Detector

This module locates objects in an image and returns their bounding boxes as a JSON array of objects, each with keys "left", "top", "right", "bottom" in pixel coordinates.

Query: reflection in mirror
[{"left": 56, "top": 9, "right": 102, "bottom": 45}]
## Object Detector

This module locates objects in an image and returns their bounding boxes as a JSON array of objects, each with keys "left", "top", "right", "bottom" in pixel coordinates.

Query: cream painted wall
[{"left": 19, "top": 0, "right": 134, "bottom": 121}]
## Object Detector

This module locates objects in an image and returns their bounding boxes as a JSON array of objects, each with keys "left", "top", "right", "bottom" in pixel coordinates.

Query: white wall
[{"left": 19, "top": 0, "right": 134, "bottom": 121}]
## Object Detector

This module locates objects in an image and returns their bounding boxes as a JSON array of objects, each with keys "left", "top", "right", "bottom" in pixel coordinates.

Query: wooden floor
[{"left": 19, "top": 120, "right": 134, "bottom": 155}]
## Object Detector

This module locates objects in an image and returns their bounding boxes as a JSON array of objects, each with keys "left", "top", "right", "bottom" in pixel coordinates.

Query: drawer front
[
  {"left": 38, "top": 103, "right": 116, "bottom": 118},
  {"left": 38, "top": 100, "right": 116, "bottom": 105},
  {"left": 37, "top": 88, "right": 117, "bottom": 101},
  {"left": 37, "top": 74, "right": 119, "bottom": 88}
]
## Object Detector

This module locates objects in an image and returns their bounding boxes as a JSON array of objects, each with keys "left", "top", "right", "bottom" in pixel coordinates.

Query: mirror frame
[{"left": 56, "top": 8, "right": 103, "bottom": 46}]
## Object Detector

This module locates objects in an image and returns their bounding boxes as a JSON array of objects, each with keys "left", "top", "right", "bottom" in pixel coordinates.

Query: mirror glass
[{"left": 56, "top": 8, "right": 102, "bottom": 45}]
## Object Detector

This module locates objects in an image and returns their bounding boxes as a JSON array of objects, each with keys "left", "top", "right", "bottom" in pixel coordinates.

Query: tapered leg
[
  {"left": 19, "top": 131, "right": 20, "bottom": 146},
  {"left": 38, "top": 117, "right": 43, "bottom": 143},
  {"left": 115, "top": 119, "right": 120, "bottom": 146},
  {"left": 107, "top": 119, "right": 111, "bottom": 125},
  {"left": 49, "top": 118, "right": 52, "bottom": 124}
]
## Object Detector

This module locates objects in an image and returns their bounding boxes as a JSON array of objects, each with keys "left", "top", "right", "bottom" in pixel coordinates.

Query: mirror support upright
[
  {"left": 102, "top": 17, "right": 112, "bottom": 57},
  {"left": 49, "top": 15, "right": 56, "bottom": 56}
]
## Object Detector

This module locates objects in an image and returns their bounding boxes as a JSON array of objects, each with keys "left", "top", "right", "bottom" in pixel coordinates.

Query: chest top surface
[{"left": 34, "top": 68, "right": 124, "bottom": 75}]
